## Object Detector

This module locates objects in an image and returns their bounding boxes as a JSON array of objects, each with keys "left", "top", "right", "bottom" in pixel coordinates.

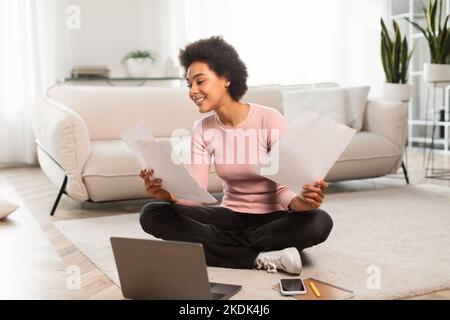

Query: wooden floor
[
  {"left": 1, "top": 147, "right": 449, "bottom": 300},
  {"left": 0, "top": 194, "right": 84, "bottom": 300}
]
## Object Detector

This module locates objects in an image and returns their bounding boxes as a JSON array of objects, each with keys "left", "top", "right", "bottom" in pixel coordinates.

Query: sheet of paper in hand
[
  {"left": 254, "top": 111, "right": 355, "bottom": 194},
  {"left": 120, "top": 122, "right": 217, "bottom": 204}
]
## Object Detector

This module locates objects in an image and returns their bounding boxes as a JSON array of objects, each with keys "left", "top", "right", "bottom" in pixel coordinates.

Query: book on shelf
[{"left": 71, "top": 65, "right": 110, "bottom": 79}]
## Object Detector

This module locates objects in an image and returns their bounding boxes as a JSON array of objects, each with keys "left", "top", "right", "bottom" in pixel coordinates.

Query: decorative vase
[
  {"left": 124, "top": 58, "right": 153, "bottom": 77},
  {"left": 382, "top": 83, "right": 414, "bottom": 102},
  {"left": 423, "top": 63, "right": 450, "bottom": 88}
]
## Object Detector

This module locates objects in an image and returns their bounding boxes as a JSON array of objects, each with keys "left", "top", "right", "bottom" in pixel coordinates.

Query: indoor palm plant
[
  {"left": 122, "top": 49, "right": 156, "bottom": 77},
  {"left": 381, "top": 18, "right": 415, "bottom": 101},
  {"left": 406, "top": 0, "right": 450, "bottom": 86}
]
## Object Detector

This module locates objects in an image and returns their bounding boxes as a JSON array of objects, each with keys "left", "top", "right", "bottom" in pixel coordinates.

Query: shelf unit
[
  {"left": 388, "top": 0, "right": 450, "bottom": 154},
  {"left": 56, "top": 77, "right": 184, "bottom": 87}
]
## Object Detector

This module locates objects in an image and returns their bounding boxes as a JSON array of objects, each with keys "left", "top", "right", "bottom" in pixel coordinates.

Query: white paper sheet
[
  {"left": 120, "top": 122, "right": 217, "bottom": 204},
  {"left": 255, "top": 111, "right": 356, "bottom": 194}
]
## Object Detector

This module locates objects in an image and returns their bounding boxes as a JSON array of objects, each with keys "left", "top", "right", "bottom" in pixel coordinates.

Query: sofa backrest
[
  {"left": 47, "top": 86, "right": 201, "bottom": 140},
  {"left": 47, "top": 85, "right": 285, "bottom": 141},
  {"left": 241, "top": 86, "right": 283, "bottom": 113}
]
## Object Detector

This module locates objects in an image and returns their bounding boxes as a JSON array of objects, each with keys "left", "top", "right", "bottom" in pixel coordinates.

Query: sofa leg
[
  {"left": 50, "top": 175, "right": 68, "bottom": 216},
  {"left": 401, "top": 161, "right": 410, "bottom": 185}
]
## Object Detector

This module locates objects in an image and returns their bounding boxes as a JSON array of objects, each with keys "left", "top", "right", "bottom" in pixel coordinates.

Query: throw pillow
[
  {"left": 0, "top": 197, "right": 19, "bottom": 219},
  {"left": 281, "top": 87, "right": 347, "bottom": 125},
  {"left": 345, "top": 86, "right": 370, "bottom": 131}
]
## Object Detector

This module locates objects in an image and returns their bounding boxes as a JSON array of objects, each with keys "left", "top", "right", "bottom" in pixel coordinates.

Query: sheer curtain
[
  {"left": 177, "top": 0, "right": 387, "bottom": 94},
  {"left": 0, "top": 0, "right": 69, "bottom": 165},
  {"left": 0, "top": 0, "right": 39, "bottom": 165}
]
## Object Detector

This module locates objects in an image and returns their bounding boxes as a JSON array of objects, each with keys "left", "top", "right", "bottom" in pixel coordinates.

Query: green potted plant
[
  {"left": 122, "top": 49, "right": 156, "bottom": 77},
  {"left": 405, "top": 0, "right": 450, "bottom": 87},
  {"left": 381, "top": 18, "right": 415, "bottom": 101}
]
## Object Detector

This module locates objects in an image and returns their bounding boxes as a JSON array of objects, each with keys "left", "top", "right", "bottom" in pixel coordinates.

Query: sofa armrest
[
  {"left": 362, "top": 98, "right": 408, "bottom": 150},
  {"left": 32, "top": 97, "right": 92, "bottom": 201}
]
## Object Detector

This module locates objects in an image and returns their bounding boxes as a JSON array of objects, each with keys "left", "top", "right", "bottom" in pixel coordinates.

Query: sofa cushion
[
  {"left": 326, "top": 132, "right": 403, "bottom": 181},
  {"left": 242, "top": 86, "right": 283, "bottom": 113},
  {"left": 82, "top": 139, "right": 223, "bottom": 201},
  {"left": 345, "top": 86, "right": 370, "bottom": 131},
  {"left": 281, "top": 87, "right": 348, "bottom": 124},
  {"left": 82, "top": 138, "right": 205, "bottom": 176}
]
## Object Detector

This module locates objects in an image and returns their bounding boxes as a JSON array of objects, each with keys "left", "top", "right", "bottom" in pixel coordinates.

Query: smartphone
[{"left": 279, "top": 278, "right": 306, "bottom": 295}]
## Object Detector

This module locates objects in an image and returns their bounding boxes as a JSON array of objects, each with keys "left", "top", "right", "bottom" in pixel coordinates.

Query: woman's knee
[
  {"left": 139, "top": 201, "right": 173, "bottom": 234},
  {"left": 312, "top": 209, "right": 333, "bottom": 243},
  {"left": 288, "top": 209, "right": 333, "bottom": 246}
]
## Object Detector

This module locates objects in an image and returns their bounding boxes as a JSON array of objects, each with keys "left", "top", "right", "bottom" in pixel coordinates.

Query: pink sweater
[{"left": 177, "top": 103, "right": 297, "bottom": 213}]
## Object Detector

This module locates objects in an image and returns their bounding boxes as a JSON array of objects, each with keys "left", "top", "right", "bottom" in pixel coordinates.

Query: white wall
[
  {"left": 50, "top": 0, "right": 387, "bottom": 95},
  {"left": 67, "top": 0, "right": 178, "bottom": 77},
  {"left": 179, "top": 0, "right": 387, "bottom": 96}
]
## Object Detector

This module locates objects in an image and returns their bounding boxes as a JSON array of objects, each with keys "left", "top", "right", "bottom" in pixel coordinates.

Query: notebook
[{"left": 273, "top": 278, "right": 354, "bottom": 300}]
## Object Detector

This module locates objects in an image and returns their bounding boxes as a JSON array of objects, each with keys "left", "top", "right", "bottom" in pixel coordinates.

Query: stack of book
[{"left": 71, "top": 66, "right": 110, "bottom": 79}]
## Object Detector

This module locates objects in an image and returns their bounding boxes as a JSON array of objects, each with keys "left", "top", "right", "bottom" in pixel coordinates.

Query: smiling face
[{"left": 186, "top": 61, "right": 232, "bottom": 113}]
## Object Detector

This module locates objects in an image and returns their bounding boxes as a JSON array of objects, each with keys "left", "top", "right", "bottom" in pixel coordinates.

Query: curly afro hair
[{"left": 179, "top": 36, "right": 248, "bottom": 101}]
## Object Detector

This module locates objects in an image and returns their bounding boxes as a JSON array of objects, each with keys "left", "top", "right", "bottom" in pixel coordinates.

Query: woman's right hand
[{"left": 139, "top": 169, "right": 177, "bottom": 203}]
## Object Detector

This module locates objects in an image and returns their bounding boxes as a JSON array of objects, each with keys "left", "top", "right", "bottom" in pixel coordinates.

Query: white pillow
[
  {"left": 0, "top": 197, "right": 19, "bottom": 219},
  {"left": 282, "top": 87, "right": 347, "bottom": 125},
  {"left": 345, "top": 86, "right": 370, "bottom": 131}
]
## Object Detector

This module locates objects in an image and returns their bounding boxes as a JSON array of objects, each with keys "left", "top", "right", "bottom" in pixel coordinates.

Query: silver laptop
[{"left": 110, "top": 237, "right": 242, "bottom": 300}]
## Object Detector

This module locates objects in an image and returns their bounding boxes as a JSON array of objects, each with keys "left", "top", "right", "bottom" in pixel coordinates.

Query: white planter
[
  {"left": 423, "top": 63, "right": 450, "bottom": 88},
  {"left": 124, "top": 58, "right": 153, "bottom": 77},
  {"left": 382, "top": 83, "right": 414, "bottom": 102}
]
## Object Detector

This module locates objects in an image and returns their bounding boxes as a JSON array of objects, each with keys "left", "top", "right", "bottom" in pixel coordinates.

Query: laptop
[{"left": 110, "top": 237, "right": 242, "bottom": 300}]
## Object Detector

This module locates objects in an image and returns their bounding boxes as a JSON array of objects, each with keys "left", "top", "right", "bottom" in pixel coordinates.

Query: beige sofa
[{"left": 32, "top": 85, "right": 408, "bottom": 215}]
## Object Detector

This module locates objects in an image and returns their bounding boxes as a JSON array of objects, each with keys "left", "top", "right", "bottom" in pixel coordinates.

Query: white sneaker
[{"left": 255, "top": 247, "right": 302, "bottom": 275}]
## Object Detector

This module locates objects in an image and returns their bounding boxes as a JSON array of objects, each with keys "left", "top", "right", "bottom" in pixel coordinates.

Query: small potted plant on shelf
[
  {"left": 122, "top": 49, "right": 156, "bottom": 77},
  {"left": 380, "top": 18, "right": 415, "bottom": 101},
  {"left": 406, "top": 0, "right": 450, "bottom": 87}
]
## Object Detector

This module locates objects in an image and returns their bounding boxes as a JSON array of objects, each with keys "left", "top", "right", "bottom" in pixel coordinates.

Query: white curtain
[
  {"left": 0, "top": 0, "right": 39, "bottom": 165},
  {"left": 175, "top": 0, "right": 388, "bottom": 95},
  {"left": 0, "top": 0, "right": 69, "bottom": 165}
]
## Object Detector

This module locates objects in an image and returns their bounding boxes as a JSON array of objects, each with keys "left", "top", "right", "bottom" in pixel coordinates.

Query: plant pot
[
  {"left": 423, "top": 63, "right": 450, "bottom": 88},
  {"left": 124, "top": 58, "right": 153, "bottom": 77},
  {"left": 382, "top": 83, "right": 414, "bottom": 102}
]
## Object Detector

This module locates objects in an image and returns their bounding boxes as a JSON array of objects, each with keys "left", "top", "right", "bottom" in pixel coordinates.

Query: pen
[{"left": 309, "top": 281, "right": 321, "bottom": 298}]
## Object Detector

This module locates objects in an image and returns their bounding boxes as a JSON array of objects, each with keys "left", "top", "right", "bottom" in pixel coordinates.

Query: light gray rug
[{"left": 54, "top": 184, "right": 450, "bottom": 299}]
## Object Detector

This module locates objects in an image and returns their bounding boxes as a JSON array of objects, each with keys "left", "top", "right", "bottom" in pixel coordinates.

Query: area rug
[{"left": 53, "top": 184, "right": 450, "bottom": 299}]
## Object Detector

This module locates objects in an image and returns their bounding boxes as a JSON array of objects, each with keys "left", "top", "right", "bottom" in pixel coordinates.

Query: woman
[{"left": 139, "top": 36, "right": 332, "bottom": 275}]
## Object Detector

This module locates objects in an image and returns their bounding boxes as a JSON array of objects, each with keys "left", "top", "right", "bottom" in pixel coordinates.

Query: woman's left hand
[
  {"left": 289, "top": 179, "right": 329, "bottom": 211},
  {"left": 301, "top": 179, "right": 328, "bottom": 209}
]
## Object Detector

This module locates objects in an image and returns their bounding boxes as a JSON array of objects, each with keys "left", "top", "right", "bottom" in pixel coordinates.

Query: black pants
[{"left": 139, "top": 202, "right": 333, "bottom": 269}]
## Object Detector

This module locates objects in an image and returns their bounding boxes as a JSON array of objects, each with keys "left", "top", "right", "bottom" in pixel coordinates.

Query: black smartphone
[{"left": 279, "top": 278, "right": 306, "bottom": 295}]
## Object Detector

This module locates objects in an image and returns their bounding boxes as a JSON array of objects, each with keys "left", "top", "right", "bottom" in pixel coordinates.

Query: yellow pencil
[{"left": 309, "top": 281, "right": 321, "bottom": 298}]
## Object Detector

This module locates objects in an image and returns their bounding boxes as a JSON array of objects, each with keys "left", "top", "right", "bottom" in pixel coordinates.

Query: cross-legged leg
[
  {"left": 242, "top": 209, "right": 333, "bottom": 253},
  {"left": 139, "top": 202, "right": 333, "bottom": 270},
  {"left": 139, "top": 202, "right": 260, "bottom": 268}
]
